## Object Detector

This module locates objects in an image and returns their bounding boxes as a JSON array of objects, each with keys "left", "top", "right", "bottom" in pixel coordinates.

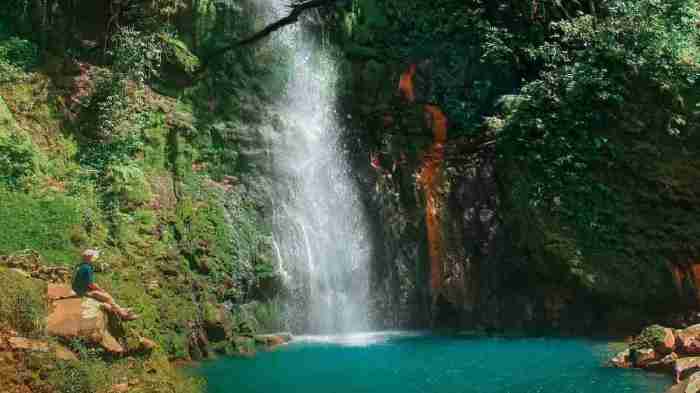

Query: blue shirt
[{"left": 72, "top": 263, "right": 95, "bottom": 296}]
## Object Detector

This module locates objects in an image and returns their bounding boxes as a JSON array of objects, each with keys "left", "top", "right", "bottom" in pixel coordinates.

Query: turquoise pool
[{"left": 198, "top": 332, "right": 670, "bottom": 393}]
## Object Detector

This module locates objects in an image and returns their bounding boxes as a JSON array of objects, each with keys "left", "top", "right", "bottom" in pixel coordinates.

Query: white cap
[{"left": 82, "top": 249, "right": 101, "bottom": 260}]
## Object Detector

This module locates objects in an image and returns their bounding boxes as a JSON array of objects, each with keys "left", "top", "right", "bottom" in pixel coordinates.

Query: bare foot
[{"left": 120, "top": 312, "right": 140, "bottom": 321}]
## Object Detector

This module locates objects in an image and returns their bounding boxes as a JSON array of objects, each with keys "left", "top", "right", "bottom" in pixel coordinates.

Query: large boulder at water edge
[
  {"left": 253, "top": 333, "right": 293, "bottom": 348},
  {"left": 46, "top": 284, "right": 124, "bottom": 354},
  {"left": 632, "top": 348, "right": 658, "bottom": 367},
  {"left": 685, "top": 372, "right": 700, "bottom": 393},
  {"left": 633, "top": 324, "right": 676, "bottom": 355},
  {"left": 677, "top": 325, "right": 700, "bottom": 354},
  {"left": 676, "top": 357, "right": 700, "bottom": 380},
  {"left": 611, "top": 349, "right": 631, "bottom": 368},
  {"left": 647, "top": 352, "right": 678, "bottom": 373}
]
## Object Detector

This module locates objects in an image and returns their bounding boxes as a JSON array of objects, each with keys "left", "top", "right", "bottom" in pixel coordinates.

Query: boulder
[
  {"left": 676, "top": 357, "right": 700, "bottom": 380},
  {"left": 7, "top": 336, "right": 77, "bottom": 361},
  {"left": 633, "top": 348, "right": 657, "bottom": 367},
  {"left": 54, "top": 344, "right": 78, "bottom": 361},
  {"left": 8, "top": 337, "right": 49, "bottom": 352},
  {"left": 678, "top": 325, "right": 700, "bottom": 354},
  {"left": 46, "top": 287, "right": 124, "bottom": 354},
  {"left": 47, "top": 284, "right": 76, "bottom": 301},
  {"left": 253, "top": 333, "right": 293, "bottom": 348},
  {"left": 611, "top": 349, "right": 631, "bottom": 368},
  {"left": 686, "top": 372, "right": 700, "bottom": 393},
  {"left": 647, "top": 352, "right": 678, "bottom": 373},
  {"left": 635, "top": 325, "right": 676, "bottom": 355},
  {"left": 658, "top": 328, "right": 677, "bottom": 355},
  {"left": 111, "top": 383, "right": 129, "bottom": 393}
]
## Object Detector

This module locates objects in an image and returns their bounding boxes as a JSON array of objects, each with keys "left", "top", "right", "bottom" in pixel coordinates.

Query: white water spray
[{"left": 266, "top": 2, "right": 373, "bottom": 334}]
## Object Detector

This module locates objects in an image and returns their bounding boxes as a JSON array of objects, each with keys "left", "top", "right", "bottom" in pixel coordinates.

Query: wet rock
[
  {"left": 611, "top": 349, "right": 631, "bottom": 368},
  {"left": 678, "top": 325, "right": 700, "bottom": 354},
  {"left": 658, "top": 328, "right": 677, "bottom": 355},
  {"left": 647, "top": 352, "right": 678, "bottom": 373},
  {"left": 253, "top": 333, "right": 293, "bottom": 348},
  {"left": 686, "top": 372, "right": 700, "bottom": 393},
  {"left": 676, "top": 357, "right": 700, "bottom": 380},
  {"left": 233, "top": 337, "right": 256, "bottom": 356},
  {"left": 632, "top": 348, "right": 657, "bottom": 367}
]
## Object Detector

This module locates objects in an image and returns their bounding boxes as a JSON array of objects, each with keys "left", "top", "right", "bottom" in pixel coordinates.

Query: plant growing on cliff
[
  {"left": 110, "top": 26, "right": 163, "bottom": 84},
  {"left": 0, "top": 132, "right": 38, "bottom": 189},
  {"left": 0, "top": 36, "right": 38, "bottom": 83}
]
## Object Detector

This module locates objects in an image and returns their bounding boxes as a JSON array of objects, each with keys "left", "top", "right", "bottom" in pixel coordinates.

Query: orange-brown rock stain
[
  {"left": 670, "top": 262, "right": 700, "bottom": 305},
  {"left": 399, "top": 64, "right": 417, "bottom": 103},
  {"left": 399, "top": 65, "right": 448, "bottom": 296},
  {"left": 420, "top": 105, "right": 448, "bottom": 294}
]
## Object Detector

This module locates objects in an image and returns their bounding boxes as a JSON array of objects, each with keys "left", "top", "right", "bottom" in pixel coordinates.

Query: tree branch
[{"left": 198, "top": 0, "right": 337, "bottom": 72}]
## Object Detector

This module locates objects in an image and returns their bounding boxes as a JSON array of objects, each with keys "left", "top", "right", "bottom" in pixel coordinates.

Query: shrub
[
  {"left": 0, "top": 36, "right": 39, "bottom": 69},
  {"left": 0, "top": 132, "right": 38, "bottom": 188},
  {"left": 0, "top": 36, "right": 38, "bottom": 83},
  {"left": 110, "top": 27, "right": 163, "bottom": 83},
  {"left": 47, "top": 358, "right": 109, "bottom": 393},
  {"left": 0, "top": 268, "right": 46, "bottom": 336}
]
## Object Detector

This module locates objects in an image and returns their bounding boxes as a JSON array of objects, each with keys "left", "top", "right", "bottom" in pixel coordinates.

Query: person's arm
[{"left": 86, "top": 265, "right": 102, "bottom": 292}]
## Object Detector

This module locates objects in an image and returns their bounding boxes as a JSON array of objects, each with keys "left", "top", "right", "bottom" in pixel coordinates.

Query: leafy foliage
[
  {"left": 0, "top": 36, "right": 37, "bottom": 83},
  {"left": 0, "top": 268, "right": 46, "bottom": 336},
  {"left": 0, "top": 132, "right": 38, "bottom": 188},
  {"left": 499, "top": 0, "right": 699, "bottom": 238},
  {"left": 110, "top": 27, "right": 163, "bottom": 83}
]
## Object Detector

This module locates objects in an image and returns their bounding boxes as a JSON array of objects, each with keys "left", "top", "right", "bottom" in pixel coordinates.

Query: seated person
[{"left": 72, "top": 249, "right": 138, "bottom": 321}]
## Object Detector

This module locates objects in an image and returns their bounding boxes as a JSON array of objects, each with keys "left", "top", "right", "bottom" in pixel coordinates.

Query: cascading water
[{"left": 266, "top": 2, "right": 373, "bottom": 334}]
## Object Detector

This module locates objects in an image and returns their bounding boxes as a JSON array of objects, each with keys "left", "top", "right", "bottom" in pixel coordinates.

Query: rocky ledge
[{"left": 611, "top": 324, "right": 700, "bottom": 392}]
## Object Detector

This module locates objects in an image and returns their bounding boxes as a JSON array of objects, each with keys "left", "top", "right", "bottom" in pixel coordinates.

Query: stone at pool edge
[
  {"left": 685, "top": 372, "right": 700, "bottom": 393},
  {"left": 253, "top": 333, "right": 293, "bottom": 348}
]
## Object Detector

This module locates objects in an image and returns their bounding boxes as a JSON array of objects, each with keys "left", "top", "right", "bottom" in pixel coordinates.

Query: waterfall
[{"left": 266, "top": 2, "right": 373, "bottom": 334}]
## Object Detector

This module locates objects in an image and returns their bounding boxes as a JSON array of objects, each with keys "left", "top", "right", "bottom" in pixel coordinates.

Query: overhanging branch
[{"left": 198, "top": 0, "right": 338, "bottom": 72}]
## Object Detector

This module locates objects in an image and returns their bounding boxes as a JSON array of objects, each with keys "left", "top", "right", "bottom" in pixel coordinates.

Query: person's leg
[{"left": 86, "top": 290, "right": 130, "bottom": 318}]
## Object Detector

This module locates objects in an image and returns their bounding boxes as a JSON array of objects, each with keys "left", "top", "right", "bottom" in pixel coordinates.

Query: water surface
[{"left": 199, "top": 332, "right": 670, "bottom": 393}]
